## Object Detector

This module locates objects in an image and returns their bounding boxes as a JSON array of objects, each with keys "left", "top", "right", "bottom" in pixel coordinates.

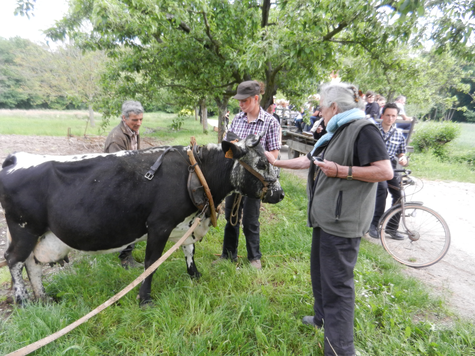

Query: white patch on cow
[
  {"left": 182, "top": 244, "right": 195, "bottom": 268},
  {"left": 33, "top": 230, "right": 148, "bottom": 262},
  {"left": 141, "top": 147, "right": 172, "bottom": 154},
  {"left": 169, "top": 215, "right": 211, "bottom": 245},
  {"left": 11, "top": 261, "right": 29, "bottom": 302},
  {"left": 5, "top": 151, "right": 131, "bottom": 174},
  {"left": 19, "top": 222, "right": 27, "bottom": 228},
  {"left": 34, "top": 231, "right": 73, "bottom": 263}
]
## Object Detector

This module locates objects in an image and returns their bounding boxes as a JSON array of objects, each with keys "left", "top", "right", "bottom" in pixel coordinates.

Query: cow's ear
[{"left": 222, "top": 140, "right": 246, "bottom": 160}]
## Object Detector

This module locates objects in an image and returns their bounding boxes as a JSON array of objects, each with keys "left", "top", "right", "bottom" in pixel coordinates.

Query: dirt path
[{"left": 1, "top": 137, "right": 474, "bottom": 321}]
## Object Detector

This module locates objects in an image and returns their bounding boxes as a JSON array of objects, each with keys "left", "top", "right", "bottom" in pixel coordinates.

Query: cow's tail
[{"left": 2, "top": 153, "right": 17, "bottom": 169}]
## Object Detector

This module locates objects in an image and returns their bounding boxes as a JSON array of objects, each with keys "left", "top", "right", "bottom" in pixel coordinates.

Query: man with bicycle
[{"left": 369, "top": 102, "right": 408, "bottom": 240}]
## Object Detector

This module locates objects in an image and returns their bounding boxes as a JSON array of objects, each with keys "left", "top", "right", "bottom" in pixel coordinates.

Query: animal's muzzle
[{"left": 262, "top": 187, "right": 285, "bottom": 204}]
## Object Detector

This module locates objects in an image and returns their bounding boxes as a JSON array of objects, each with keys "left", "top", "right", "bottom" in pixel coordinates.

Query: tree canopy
[{"left": 12, "top": 0, "right": 475, "bottom": 132}]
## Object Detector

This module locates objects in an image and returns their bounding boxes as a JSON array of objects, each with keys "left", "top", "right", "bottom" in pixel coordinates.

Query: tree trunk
[
  {"left": 194, "top": 106, "right": 199, "bottom": 121},
  {"left": 88, "top": 103, "right": 95, "bottom": 127},
  {"left": 215, "top": 95, "right": 230, "bottom": 143},
  {"left": 200, "top": 98, "right": 208, "bottom": 133},
  {"left": 262, "top": 64, "right": 278, "bottom": 110}
]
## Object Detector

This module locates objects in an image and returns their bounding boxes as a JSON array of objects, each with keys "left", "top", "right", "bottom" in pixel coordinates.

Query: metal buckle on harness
[{"left": 144, "top": 171, "right": 154, "bottom": 180}]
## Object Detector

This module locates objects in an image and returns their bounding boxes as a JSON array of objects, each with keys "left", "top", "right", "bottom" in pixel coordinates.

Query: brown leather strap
[
  {"left": 238, "top": 160, "right": 269, "bottom": 194},
  {"left": 187, "top": 149, "right": 217, "bottom": 227}
]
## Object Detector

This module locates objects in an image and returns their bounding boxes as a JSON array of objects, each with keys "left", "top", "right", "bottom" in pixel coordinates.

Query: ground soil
[{"left": 1, "top": 136, "right": 474, "bottom": 323}]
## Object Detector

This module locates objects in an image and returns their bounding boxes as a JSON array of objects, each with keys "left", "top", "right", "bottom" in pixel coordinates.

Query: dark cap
[{"left": 234, "top": 81, "right": 260, "bottom": 100}]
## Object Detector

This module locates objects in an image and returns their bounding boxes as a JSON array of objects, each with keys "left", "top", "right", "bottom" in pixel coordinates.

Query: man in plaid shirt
[
  {"left": 215, "top": 80, "right": 281, "bottom": 270},
  {"left": 369, "top": 102, "right": 408, "bottom": 240}
]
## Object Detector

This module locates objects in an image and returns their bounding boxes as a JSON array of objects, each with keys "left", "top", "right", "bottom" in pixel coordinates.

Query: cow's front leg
[
  {"left": 139, "top": 235, "right": 168, "bottom": 306},
  {"left": 5, "top": 225, "right": 39, "bottom": 305},
  {"left": 182, "top": 244, "right": 201, "bottom": 279}
]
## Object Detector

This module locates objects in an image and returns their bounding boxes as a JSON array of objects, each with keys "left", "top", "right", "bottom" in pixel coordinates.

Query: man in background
[
  {"left": 104, "top": 100, "right": 144, "bottom": 268},
  {"left": 394, "top": 95, "right": 413, "bottom": 139},
  {"left": 369, "top": 103, "right": 408, "bottom": 240}
]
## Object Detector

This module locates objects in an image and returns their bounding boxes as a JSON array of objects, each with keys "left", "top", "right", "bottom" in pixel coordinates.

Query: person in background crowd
[
  {"left": 368, "top": 103, "right": 408, "bottom": 240},
  {"left": 394, "top": 95, "right": 413, "bottom": 139},
  {"left": 376, "top": 95, "right": 386, "bottom": 116},
  {"left": 224, "top": 110, "right": 230, "bottom": 130},
  {"left": 365, "top": 90, "right": 380, "bottom": 120},
  {"left": 104, "top": 100, "right": 144, "bottom": 269},
  {"left": 265, "top": 82, "right": 392, "bottom": 356},
  {"left": 214, "top": 80, "right": 281, "bottom": 270}
]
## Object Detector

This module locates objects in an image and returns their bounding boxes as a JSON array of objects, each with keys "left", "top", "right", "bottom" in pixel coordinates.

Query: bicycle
[{"left": 377, "top": 169, "right": 451, "bottom": 268}]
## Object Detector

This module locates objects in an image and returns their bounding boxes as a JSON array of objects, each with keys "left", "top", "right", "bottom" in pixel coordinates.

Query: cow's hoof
[
  {"left": 139, "top": 299, "right": 154, "bottom": 308},
  {"left": 120, "top": 256, "right": 144, "bottom": 270},
  {"left": 190, "top": 272, "right": 201, "bottom": 280}
]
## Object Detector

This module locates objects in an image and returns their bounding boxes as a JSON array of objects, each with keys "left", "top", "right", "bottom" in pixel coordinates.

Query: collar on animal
[{"left": 187, "top": 137, "right": 217, "bottom": 227}]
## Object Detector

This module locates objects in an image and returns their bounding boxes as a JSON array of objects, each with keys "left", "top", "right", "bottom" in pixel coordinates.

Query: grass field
[{"left": 1, "top": 110, "right": 475, "bottom": 355}]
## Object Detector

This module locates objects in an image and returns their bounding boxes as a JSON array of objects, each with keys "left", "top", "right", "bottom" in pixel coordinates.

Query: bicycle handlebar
[{"left": 394, "top": 169, "right": 412, "bottom": 175}]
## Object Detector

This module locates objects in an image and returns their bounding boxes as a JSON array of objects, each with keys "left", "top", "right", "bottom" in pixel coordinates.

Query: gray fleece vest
[{"left": 307, "top": 119, "right": 377, "bottom": 238}]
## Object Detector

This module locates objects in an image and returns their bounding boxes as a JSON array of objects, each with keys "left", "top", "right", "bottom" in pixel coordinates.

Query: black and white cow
[{"left": 0, "top": 134, "right": 284, "bottom": 305}]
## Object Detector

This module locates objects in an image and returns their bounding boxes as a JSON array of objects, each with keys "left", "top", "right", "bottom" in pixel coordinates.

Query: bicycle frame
[{"left": 378, "top": 169, "right": 423, "bottom": 240}]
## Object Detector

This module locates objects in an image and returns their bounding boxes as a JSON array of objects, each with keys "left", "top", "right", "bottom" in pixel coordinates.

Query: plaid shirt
[
  {"left": 226, "top": 107, "right": 281, "bottom": 151},
  {"left": 376, "top": 122, "right": 406, "bottom": 160}
]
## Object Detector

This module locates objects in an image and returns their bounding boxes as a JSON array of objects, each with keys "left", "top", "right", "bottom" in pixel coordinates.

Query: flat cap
[{"left": 234, "top": 81, "right": 260, "bottom": 100}]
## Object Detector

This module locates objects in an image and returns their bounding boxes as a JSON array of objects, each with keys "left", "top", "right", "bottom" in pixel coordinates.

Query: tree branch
[{"left": 322, "top": 21, "right": 348, "bottom": 41}]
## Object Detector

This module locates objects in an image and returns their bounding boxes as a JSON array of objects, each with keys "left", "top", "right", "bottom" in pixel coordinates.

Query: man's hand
[{"left": 398, "top": 155, "right": 408, "bottom": 166}]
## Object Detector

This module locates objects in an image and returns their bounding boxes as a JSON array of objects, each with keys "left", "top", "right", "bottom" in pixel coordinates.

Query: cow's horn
[{"left": 247, "top": 133, "right": 262, "bottom": 148}]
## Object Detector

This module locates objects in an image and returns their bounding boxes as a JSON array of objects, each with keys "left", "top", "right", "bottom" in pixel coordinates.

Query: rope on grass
[{"left": 6, "top": 218, "right": 202, "bottom": 356}]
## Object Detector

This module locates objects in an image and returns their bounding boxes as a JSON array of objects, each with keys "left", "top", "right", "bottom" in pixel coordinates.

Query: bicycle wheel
[{"left": 380, "top": 204, "right": 450, "bottom": 268}]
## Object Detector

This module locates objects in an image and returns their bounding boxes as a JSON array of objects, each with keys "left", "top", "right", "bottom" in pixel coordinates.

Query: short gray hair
[
  {"left": 319, "top": 82, "right": 365, "bottom": 113},
  {"left": 122, "top": 100, "right": 144, "bottom": 119},
  {"left": 395, "top": 95, "right": 406, "bottom": 103}
]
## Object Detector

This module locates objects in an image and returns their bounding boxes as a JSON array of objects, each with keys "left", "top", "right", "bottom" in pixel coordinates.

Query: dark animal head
[{"left": 222, "top": 133, "right": 284, "bottom": 204}]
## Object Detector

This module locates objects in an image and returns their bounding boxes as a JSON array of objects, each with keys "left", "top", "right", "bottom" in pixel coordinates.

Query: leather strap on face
[{"left": 238, "top": 160, "right": 269, "bottom": 197}]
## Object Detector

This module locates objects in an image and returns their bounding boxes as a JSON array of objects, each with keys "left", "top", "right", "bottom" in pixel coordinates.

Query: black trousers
[
  {"left": 371, "top": 173, "right": 401, "bottom": 227},
  {"left": 311, "top": 228, "right": 360, "bottom": 356},
  {"left": 221, "top": 193, "right": 261, "bottom": 261}
]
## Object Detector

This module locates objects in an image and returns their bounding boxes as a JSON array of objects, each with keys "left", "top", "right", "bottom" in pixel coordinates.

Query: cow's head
[{"left": 222, "top": 133, "right": 284, "bottom": 204}]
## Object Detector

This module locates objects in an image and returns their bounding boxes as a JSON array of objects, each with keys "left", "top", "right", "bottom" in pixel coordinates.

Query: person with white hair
[
  {"left": 265, "top": 82, "right": 393, "bottom": 356},
  {"left": 104, "top": 100, "right": 145, "bottom": 268}
]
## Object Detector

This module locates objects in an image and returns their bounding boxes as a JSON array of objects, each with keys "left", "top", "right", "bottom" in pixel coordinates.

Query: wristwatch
[{"left": 347, "top": 166, "right": 353, "bottom": 180}]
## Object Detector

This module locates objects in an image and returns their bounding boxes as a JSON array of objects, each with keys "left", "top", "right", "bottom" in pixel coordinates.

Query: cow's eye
[{"left": 256, "top": 161, "right": 266, "bottom": 170}]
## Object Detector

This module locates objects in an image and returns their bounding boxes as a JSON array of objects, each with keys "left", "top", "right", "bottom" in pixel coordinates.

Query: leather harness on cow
[{"left": 143, "top": 136, "right": 271, "bottom": 229}]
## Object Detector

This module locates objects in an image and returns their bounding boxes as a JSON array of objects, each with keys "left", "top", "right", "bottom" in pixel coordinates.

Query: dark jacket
[
  {"left": 365, "top": 102, "right": 380, "bottom": 119},
  {"left": 104, "top": 122, "right": 141, "bottom": 153}
]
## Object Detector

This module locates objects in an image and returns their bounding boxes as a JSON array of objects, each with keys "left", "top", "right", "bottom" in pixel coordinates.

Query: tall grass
[{"left": 1, "top": 173, "right": 474, "bottom": 355}]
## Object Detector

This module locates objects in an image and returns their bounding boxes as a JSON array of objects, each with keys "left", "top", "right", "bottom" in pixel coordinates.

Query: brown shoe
[{"left": 249, "top": 259, "right": 262, "bottom": 269}]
